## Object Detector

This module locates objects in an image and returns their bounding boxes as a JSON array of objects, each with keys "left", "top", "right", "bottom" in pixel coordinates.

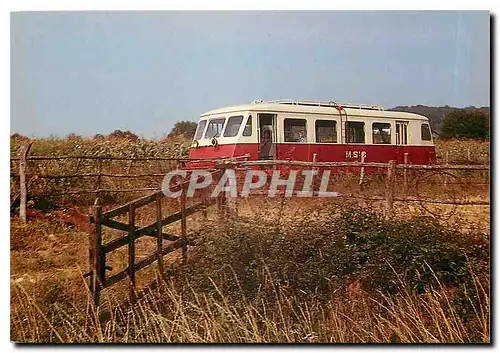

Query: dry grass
[
  {"left": 434, "top": 139, "right": 489, "bottom": 164},
  {"left": 10, "top": 135, "right": 191, "bottom": 205},
  {"left": 11, "top": 263, "right": 489, "bottom": 343}
]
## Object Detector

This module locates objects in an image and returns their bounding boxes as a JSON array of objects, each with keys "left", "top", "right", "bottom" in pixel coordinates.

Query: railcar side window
[
  {"left": 204, "top": 118, "right": 226, "bottom": 139},
  {"left": 223, "top": 115, "right": 244, "bottom": 137},
  {"left": 194, "top": 120, "right": 207, "bottom": 140},
  {"left": 346, "top": 122, "right": 365, "bottom": 143},
  {"left": 421, "top": 123, "right": 432, "bottom": 141},
  {"left": 284, "top": 118, "right": 307, "bottom": 142},
  {"left": 242, "top": 115, "right": 252, "bottom": 136},
  {"left": 315, "top": 120, "right": 337, "bottom": 143},
  {"left": 372, "top": 123, "right": 391, "bottom": 144}
]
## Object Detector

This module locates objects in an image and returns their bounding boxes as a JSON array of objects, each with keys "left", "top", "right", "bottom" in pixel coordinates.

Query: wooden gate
[{"left": 86, "top": 170, "right": 225, "bottom": 306}]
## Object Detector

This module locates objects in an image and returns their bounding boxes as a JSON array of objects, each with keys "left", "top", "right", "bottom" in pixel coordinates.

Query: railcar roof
[{"left": 200, "top": 102, "right": 429, "bottom": 121}]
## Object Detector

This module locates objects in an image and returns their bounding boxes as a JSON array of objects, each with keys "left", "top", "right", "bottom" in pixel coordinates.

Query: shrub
[
  {"left": 167, "top": 121, "right": 197, "bottom": 140},
  {"left": 108, "top": 130, "right": 139, "bottom": 141},
  {"left": 175, "top": 209, "right": 489, "bottom": 317},
  {"left": 441, "top": 110, "right": 489, "bottom": 140}
]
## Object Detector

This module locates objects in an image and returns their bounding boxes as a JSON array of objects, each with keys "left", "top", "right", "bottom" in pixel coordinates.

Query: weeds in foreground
[{"left": 11, "top": 265, "right": 489, "bottom": 343}]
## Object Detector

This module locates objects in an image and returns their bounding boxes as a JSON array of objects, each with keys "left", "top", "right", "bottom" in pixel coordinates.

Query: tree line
[{"left": 11, "top": 107, "right": 489, "bottom": 141}]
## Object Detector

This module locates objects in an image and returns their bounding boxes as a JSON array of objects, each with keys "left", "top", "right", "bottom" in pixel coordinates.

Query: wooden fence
[
  {"left": 225, "top": 159, "right": 489, "bottom": 217},
  {"left": 9, "top": 142, "right": 248, "bottom": 222},
  {"left": 11, "top": 155, "right": 490, "bottom": 221},
  {"left": 81, "top": 158, "right": 489, "bottom": 306}
]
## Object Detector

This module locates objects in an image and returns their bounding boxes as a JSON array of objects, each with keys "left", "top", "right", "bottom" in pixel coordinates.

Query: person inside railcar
[{"left": 259, "top": 129, "right": 273, "bottom": 160}]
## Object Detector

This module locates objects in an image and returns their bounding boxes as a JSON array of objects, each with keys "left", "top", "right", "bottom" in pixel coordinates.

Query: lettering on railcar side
[{"left": 345, "top": 150, "right": 367, "bottom": 160}]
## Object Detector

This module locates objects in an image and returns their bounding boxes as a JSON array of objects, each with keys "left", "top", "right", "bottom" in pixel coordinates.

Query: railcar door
[
  {"left": 257, "top": 113, "right": 277, "bottom": 160},
  {"left": 395, "top": 121, "right": 409, "bottom": 163}
]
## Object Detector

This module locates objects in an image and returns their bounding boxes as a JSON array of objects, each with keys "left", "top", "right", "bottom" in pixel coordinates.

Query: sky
[{"left": 10, "top": 11, "right": 490, "bottom": 138}]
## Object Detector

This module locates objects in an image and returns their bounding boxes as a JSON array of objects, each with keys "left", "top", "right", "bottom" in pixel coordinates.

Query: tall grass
[
  {"left": 10, "top": 135, "right": 191, "bottom": 205},
  {"left": 434, "top": 139, "right": 489, "bottom": 164},
  {"left": 11, "top": 266, "right": 489, "bottom": 343},
  {"left": 10, "top": 134, "right": 191, "bottom": 158}
]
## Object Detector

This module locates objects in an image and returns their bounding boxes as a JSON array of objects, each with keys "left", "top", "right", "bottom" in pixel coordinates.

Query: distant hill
[{"left": 388, "top": 105, "right": 490, "bottom": 134}]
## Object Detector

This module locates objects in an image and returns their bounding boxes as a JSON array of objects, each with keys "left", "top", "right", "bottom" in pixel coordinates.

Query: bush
[
  {"left": 441, "top": 110, "right": 489, "bottom": 140},
  {"left": 175, "top": 209, "right": 489, "bottom": 318},
  {"left": 108, "top": 130, "right": 139, "bottom": 141},
  {"left": 167, "top": 121, "right": 197, "bottom": 140}
]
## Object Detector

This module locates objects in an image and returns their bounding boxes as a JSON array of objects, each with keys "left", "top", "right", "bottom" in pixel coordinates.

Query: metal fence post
[{"left": 385, "top": 160, "right": 396, "bottom": 218}]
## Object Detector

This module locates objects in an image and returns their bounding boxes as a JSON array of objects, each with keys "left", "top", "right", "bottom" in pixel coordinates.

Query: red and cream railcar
[{"left": 188, "top": 100, "right": 436, "bottom": 166}]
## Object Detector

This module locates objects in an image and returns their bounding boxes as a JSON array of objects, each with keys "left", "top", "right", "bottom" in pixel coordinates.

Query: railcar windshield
[
  {"left": 243, "top": 116, "right": 252, "bottom": 136},
  {"left": 204, "top": 118, "right": 226, "bottom": 139},
  {"left": 194, "top": 120, "right": 207, "bottom": 140},
  {"left": 223, "top": 115, "right": 244, "bottom": 137}
]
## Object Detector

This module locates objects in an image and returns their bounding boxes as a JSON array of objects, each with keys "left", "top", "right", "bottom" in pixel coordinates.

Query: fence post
[
  {"left": 19, "top": 142, "right": 33, "bottom": 223},
  {"left": 225, "top": 166, "right": 238, "bottom": 215},
  {"left": 200, "top": 169, "right": 208, "bottom": 219},
  {"left": 358, "top": 152, "right": 365, "bottom": 188},
  {"left": 444, "top": 152, "right": 449, "bottom": 188},
  {"left": 96, "top": 158, "right": 103, "bottom": 202},
  {"left": 312, "top": 153, "right": 318, "bottom": 192},
  {"left": 156, "top": 193, "right": 165, "bottom": 280},
  {"left": 127, "top": 153, "right": 135, "bottom": 175},
  {"left": 385, "top": 160, "right": 396, "bottom": 218},
  {"left": 403, "top": 153, "right": 409, "bottom": 195},
  {"left": 128, "top": 204, "right": 136, "bottom": 302},
  {"left": 214, "top": 169, "right": 225, "bottom": 216},
  {"left": 180, "top": 180, "right": 188, "bottom": 264},
  {"left": 202, "top": 186, "right": 208, "bottom": 220},
  {"left": 90, "top": 206, "right": 103, "bottom": 307},
  {"left": 75, "top": 157, "right": 82, "bottom": 173}
]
